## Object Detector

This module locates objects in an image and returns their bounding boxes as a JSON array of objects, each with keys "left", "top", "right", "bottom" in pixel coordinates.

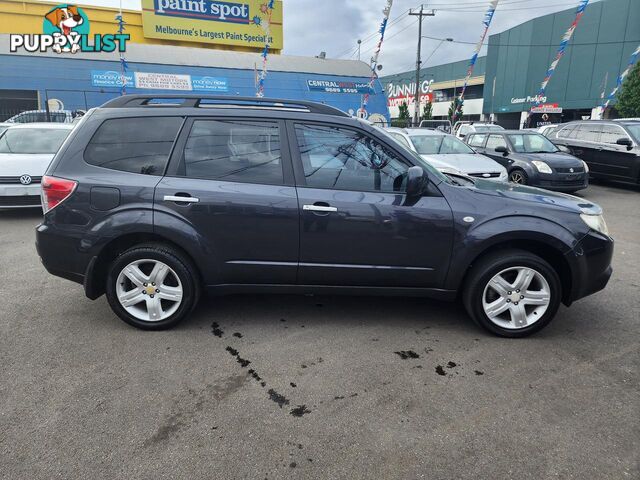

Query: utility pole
[{"left": 409, "top": 5, "right": 435, "bottom": 126}]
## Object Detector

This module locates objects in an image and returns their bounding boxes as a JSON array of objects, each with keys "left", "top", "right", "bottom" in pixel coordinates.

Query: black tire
[
  {"left": 509, "top": 168, "right": 528, "bottom": 185},
  {"left": 105, "top": 243, "right": 200, "bottom": 330},
  {"left": 462, "top": 249, "right": 562, "bottom": 338}
]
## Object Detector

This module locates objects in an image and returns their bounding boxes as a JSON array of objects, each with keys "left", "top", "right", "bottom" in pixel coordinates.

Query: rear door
[
  {"left": 155, "top": 117, "right": 299, "bottom": 286},
  {"left": 596, "top": 124, "right": 638, "bottom": 182},
  {"left": 288, "top": 121, "right": 453, "bottom": 288}
]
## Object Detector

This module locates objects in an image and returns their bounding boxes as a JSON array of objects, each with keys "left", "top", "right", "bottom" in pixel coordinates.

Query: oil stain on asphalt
[{"left": 395, "top": 350, "right": 420, "bottom": 359}]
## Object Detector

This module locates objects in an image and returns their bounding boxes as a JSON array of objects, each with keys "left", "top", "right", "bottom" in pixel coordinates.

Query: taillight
[{"left": 41, "top": 175, "right": 77, "bottom": 213}]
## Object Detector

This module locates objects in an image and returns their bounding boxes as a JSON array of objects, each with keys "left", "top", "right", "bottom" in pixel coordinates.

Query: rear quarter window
[{"left": 84, "top": 117, "right": 183, "bottom": 175}]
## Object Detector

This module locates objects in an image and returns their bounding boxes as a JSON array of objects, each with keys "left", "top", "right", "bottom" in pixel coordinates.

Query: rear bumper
[
  {"left": 36, "top": 223, "right": 90, "bottom": 286},
  {"left": 564, "top": 231, "right": 614, "bottom": 304}
]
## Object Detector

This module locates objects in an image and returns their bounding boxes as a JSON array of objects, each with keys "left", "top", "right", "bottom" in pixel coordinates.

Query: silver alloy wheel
[
  {"left": 115, "top": 259, "right": 183, "bottom": 322},
  {"left": 481, "top": 266, "right": 551, "bottom": 329},
  {"left": 510, "top": 171, "right": 526, "bottom": 184}
]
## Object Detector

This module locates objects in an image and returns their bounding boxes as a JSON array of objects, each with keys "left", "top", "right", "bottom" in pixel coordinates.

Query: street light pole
[{"left": 357, "top": 39, "right": 362, "bottom": 61}]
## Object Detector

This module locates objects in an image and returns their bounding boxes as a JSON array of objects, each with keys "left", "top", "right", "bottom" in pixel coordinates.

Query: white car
[
  {"left": 385, "top": 127, "right": 508, "bottom": 181},
  {"left": 0, "top": 123, "right": 73, "bottom": 208}
]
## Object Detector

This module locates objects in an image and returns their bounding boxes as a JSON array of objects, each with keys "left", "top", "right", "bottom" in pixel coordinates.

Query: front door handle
[
  {"left": 164, "top": 195, "right": 200, "bottom": 204},
  {"left": 303, "top": 204, "right": 338, "bottom": 213}
]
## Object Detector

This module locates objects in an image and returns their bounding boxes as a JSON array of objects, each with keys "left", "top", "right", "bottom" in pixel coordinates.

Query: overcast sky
[{"left": 84, "top": 0, "right": 599, "bottom": 74}]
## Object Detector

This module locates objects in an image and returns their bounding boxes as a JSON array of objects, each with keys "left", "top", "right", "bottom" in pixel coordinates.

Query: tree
[
  {"left": 398, "top": 101, "right": 410, "bottom": 127},
  {"left": 421, "top": 101, "right": 433, "bottom": 122},
  {"left": 448, "top": 97, "right": 463, "bottom": 124},
  {"left": 615, "top": 62, "right": 640, "bottom": 118}
]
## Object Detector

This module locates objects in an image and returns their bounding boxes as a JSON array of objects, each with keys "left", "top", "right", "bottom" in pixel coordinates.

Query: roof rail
[{"left": 100, "top": 94, "right": 350, "bottom": 117}]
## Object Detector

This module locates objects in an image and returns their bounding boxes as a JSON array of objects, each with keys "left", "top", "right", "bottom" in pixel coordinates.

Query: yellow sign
[{"left": 141, "top": 0, "right": 283, "bottom": 50}]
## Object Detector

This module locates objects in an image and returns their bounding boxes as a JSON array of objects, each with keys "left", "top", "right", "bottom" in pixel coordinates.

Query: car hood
[
  {"left": 0, "top": 153, "right": 54, "bottom": 176},
  {"left": 510, "top": 151, "right": 583, "bottom": 167},
  {"left": 420, "top": 153, "right": 505, "bottom": 174},
  {"left": 465, "top": 176, "right": 601, "bottom": 215}
]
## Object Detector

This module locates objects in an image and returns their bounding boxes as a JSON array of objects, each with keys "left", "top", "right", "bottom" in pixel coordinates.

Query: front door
[
  {"left": 484, "top": 134, "right": 511, "bottom": 168},
  {"left": 596, "top": 124, "right": 639, "bottom": 182},
  {"left": 155, "top": 118, "right": 299, "bottom": 286},
  {"left": 289, "top": 121, "right": 453, "bottom": 288}
]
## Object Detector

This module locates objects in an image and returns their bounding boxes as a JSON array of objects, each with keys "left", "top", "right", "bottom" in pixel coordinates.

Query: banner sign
[
  {"left": 141, "top": 0, "right": 283, "bottom": 49},
  {"left": 135, "top": 72, "right": 191, "bottom": 90},
  {"left": 307, "top": 79, "right": 373, "bottom": 95},
  {"left": 530, "top": 103, "right": 562, "bottom": 114},
  {"left": 91, "top": 70, "right": 134, "bottom": 88},
  {"left": 91, "top": 70, "right": 229, "bottom": 92}
]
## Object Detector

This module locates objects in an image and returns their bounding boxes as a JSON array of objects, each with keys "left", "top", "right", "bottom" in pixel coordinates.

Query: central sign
[{"left": 141, "top": 0, "right": 283, "bottom": 49}]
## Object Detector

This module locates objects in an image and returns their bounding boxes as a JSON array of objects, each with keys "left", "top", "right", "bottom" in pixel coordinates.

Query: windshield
[
  {"left": 409, "top": 134, "right": 475, "bottom": 155},
  {"left": 624, "top": 124, "right": 640, "bottom": 142},
  {"left": 373, "top": 126, "right": 448, "bottom": 183},
  {"left": 507, "top": 133, "right": 559, "bottom": 153},
  {"left": 0, "top": 128, "right": 70, "bottom": 154}
]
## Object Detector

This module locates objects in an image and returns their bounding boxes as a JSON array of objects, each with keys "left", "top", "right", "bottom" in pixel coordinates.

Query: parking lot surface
[{"left": 0, "top": 183, "right": 638, "bottom": 479}]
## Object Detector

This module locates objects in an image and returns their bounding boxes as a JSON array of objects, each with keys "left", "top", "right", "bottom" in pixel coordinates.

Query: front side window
[
  {"left": 624, "top": 124, "right": 640, "bottom": 143},
  {"left": 0, "top": 128, "right": 70, "bottom": 154},
  {"left": 507, "top": 134, "right": 558, "bottom": 153},
  {"left": 410, "top": 134, "right": 475, "bottom": 155},
  {"left": 85, "top": 117, "right": 183, "bottom": 175},
  {"left": 181, "top": 120, "right": 282, "bottom": 185},
  {"left": 295, "top": 123, "right": 410, "bottom": 192},
  {"left": 468, "top": 134, "right": 486, "bottom": 147},
  {"left": 486, "top": 134, "right": 507, "bottom": 150},
  {"left": 600, "top": 125, "right": 629, "bottom": 145}
]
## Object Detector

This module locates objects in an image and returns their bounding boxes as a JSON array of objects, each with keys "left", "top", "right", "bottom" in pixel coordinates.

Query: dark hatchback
[
  {"left": 467, "top": 130, "right": 589, "bottom": 192},
  {"left": 36, "top": 95, "right": 613, "bottom": 338}
]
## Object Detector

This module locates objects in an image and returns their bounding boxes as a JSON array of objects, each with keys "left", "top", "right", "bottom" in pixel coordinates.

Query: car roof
[{"left": 5, "top": 122, "right": 74, "bottom": 129}]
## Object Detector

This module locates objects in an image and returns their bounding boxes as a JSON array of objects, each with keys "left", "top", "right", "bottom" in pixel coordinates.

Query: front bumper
[
  {"left": 0, "top": 184, "right": 42, "bottom": 208},
  {"left": 564, "top": 230, "right": 614, "bottom": 304},
  {"left": 532, "top": 172, "right": 589, "bottom": 192}
]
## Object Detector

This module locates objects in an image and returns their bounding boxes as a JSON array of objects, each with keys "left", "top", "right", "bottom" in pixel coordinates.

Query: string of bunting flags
[
  {"left": 115, "top": 9, "right": 128, "bottom": 95},
  {"left": 602, "top": 44, "right": 640, "bottom": 110},
  {"left": 535, "top": 0, "right": 589, "bottom": 106},
  {"left": 455, "top": 0, "right": 499, "bottom": 120},
  {"left": 254, "top": 0, "right": 276, "bottom": 97},
  {"left": 361, "top": 0, "right": 394, "bottom": 114}
]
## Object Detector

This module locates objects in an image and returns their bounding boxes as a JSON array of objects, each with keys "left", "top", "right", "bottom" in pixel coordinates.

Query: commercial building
[
  {"left": 381, "top": 0, "right": 639, "bottom": 128},
  {"left": 0, "top": 0, "right": 388, "bottom": 122}
]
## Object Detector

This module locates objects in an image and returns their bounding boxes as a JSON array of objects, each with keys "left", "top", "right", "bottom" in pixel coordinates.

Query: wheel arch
[{"left": 84, "top": 232, "right": 202, "bottom": 300}]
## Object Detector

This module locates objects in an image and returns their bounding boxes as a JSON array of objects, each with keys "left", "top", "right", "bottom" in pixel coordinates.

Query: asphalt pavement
[{"left": 0, "top": 183, "right": 638, "bottom": 479}]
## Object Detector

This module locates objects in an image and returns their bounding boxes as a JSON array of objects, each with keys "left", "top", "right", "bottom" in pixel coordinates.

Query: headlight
[
  {"left": 580, "top": 213, "right": 609, "bottom": 236},
  {"left": 532, "top": 161, "right": 552, "bottom": 174},
  {"left": 582, "top": 161, "right": 589, "bottom": 173}
]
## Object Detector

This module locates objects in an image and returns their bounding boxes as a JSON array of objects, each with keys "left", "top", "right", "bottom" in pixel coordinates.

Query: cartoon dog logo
[{"left": 44, "top": 5, "right": 85, "bottom": 53}]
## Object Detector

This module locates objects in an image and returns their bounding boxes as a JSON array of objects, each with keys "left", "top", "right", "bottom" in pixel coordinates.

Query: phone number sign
[{"left": 307, "top": 79, "right": 372, "bottom": 94}]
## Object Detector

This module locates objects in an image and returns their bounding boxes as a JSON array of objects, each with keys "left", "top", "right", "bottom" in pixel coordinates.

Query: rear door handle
[
  {"left": 164, "top": 195, "right": 200, "bottom": 204},
  {"left": 303, "top": 204, "right": 338, "bottom": 212}
]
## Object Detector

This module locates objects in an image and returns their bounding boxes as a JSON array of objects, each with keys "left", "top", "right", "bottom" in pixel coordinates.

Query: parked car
[
  {"left": 5, "top": 109, "right": 75, "bottom": 124},
  {"left": 0, "top": 123, "right": 74, "bottom": 208},
  {"left": 467, "top": 130, "right": 589, "bottom": 192},
  {"left": 549, "top": 120, "right": 640, "bottom": 185},
  {"left": 386, "top": 127, "right": 508, "bottom": 181},
  {"left": 453, "top": 122, "right": 504, "bottom": 140},
  {"left": 36, "top": 95, "right": 613, "bottom": 337}
]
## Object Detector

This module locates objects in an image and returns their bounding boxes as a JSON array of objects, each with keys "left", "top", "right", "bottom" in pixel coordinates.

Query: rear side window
[
  {"left": 180, "top": 120, "right": 283, "bottom": 185},
  {"left": 575, "top": 124, "right": 602, "bottom": 143},
  {"left": 84, "top": 117, "right": 183, "bottom": 175},
  {"left": 556, "top": 124, "right": 576, "bottom": 139},
  {"left": 468, "top": 134, "right": 486, "bottom": 147}
]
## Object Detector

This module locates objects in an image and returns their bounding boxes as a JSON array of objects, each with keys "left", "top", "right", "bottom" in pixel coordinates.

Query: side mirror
[
  {"left": 616, "top": 137, "right": 633, "bottom": 150},
  {"left": 495, "top": 145, "right": 509, "bottom": 156},
  {"left": 556, "top": 144, "right": 570, "bottom": 153},
  {"left": 406, "top": 166, "right": 427, "bottom": 201}
]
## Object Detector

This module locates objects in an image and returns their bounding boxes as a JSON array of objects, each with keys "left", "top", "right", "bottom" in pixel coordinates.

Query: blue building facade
[{"left": 0, "top": 38, "right": 389, "bottom": 121}]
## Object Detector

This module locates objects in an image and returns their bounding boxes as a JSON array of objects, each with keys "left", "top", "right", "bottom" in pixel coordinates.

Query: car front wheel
[
  {"left": 105, "top": 243, "right": 200, "bottom": 330},
  {"left": 463, "top": 249, "right": 562, "bottom": 337},
  {"left": 509, "top": 169, "right": 528, "bottom": 185}
]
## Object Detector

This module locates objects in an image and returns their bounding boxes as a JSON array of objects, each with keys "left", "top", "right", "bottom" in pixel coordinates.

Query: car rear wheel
[
  {"left": 509, "top": 169, "right": 528, "bottom": 185},
  {"left": 463, "top": 249, "right": 561, "bottom": 337},
  {"left": 105, "top": 243, "right": 200, "bottom": 330}
]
